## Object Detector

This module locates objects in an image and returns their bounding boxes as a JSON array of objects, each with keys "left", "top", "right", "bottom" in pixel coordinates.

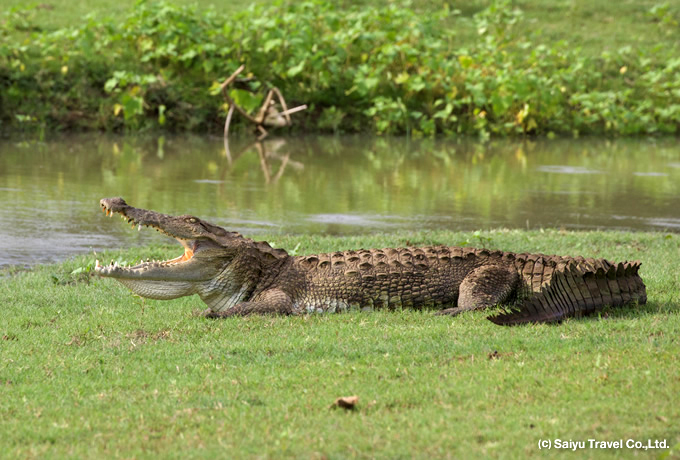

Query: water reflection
[
  {"left": 224, "top": 138, "right": 304, "bottom": 184},
  {"left": 0, "top": 134, "right": 678, "bottom": 267}
]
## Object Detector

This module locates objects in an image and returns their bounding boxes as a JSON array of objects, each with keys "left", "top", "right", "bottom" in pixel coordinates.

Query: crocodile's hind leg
[
  {"left": 436, "top": 265, "right": 520, "bottom": 316},
  {"left": 204, "top": 289, "right": 293, "bottom": 318}
]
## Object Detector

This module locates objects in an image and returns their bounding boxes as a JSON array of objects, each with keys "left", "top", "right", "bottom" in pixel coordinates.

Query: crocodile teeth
[
  {"left": 138, "top": 224, "right": 142, "bottom": 231},
  {"left": 95, "top": 259, "right": 101, "bottom": 268}
]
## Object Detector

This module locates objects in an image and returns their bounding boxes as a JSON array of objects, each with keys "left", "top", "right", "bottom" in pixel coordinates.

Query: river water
[{"left": 1, "top": 134, "right": 679, "bottom": 267}]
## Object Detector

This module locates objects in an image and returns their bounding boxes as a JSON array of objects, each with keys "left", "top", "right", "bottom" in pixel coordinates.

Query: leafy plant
[{"left": 1, "top": 0, "right": 679, "bottom": 136}]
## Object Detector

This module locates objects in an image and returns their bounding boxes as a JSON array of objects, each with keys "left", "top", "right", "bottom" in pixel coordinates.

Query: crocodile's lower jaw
[
  {"left": 94, "top": 249, "right": 194, "bottom": 279},
  {"left": 94, "top": 235, "right": 198, "bottom": 277},
  {"left": 116, "top": 278, "right": 196, "bottom": 300},
  {"left": 95, "top": 256, "right": 199, "bottom": 299}
]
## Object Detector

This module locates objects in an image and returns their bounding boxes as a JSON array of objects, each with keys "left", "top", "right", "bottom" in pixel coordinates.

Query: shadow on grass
[{"left": 599, "top": 300, "right": 680, "bottom": 320}]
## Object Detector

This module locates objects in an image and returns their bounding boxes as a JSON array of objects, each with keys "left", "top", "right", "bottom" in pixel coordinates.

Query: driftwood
[{"left": 220, "top": 65, "right": 307, "bottom": 140}]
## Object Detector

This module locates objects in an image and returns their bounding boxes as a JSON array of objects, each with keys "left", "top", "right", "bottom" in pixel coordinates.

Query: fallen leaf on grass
[
  {"left": 488, "top": 350, "right": 514, "bottom": 360},
  {"left": 332, "top": 396, "right": 358, "bottom": 410}
]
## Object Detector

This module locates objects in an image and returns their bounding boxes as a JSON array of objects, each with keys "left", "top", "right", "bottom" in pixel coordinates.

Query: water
[{"left": 1, "top": 134, "right": 679, "bottom": 267}]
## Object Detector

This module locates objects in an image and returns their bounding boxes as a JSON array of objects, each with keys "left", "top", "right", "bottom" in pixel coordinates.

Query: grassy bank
[
  {"left": 3, "top": 0, "right": 674, "bottom": 58},
  {"left": 2, "top": 0, "right": 679, "bottom": 137},
  {"left": 1, "top": 229, "right": 678, "bottom": 458}
]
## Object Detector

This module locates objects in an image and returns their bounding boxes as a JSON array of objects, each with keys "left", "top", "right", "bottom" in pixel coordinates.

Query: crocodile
[{"left": 95, "top": 197, "right": 647, "bottom": 325}]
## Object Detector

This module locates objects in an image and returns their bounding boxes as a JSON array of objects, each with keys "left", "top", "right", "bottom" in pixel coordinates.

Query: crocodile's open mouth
[{"left": 95, "top": 200, "right": 198, "bottom": 277}]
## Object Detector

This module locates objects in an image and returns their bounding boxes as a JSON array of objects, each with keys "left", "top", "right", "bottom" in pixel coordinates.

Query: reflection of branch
[
  {"left": 261, "top": 139, "right": 303, "bottom": 171},
  {"left": 257, "top": 125, "right": 268, "bottom": 141},
  {"left": 272, "top": 153, "right": 290, "bottom": 183},
  {"left": 222, "top": 133, "right": 232, "bottom": 165},
  {"left": 223, "top": 137, "right": 303, "bottom": 184},
  {"left": 223, "top": 104, "right": 235, "bottom": 140},
  {"left": 222, "top": 137, "right": 252, "bottom": 173},
  {"left": 254, "top": 142, "right": 271, "bottom": 183},
  {"left": 219, "top": 66, "right": 307, "bottom": 139}
]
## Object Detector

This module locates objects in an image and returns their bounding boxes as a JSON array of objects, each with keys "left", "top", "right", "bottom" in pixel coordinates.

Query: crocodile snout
[{"left": 100, "top": 197, "right": 129, "bottom": 216}]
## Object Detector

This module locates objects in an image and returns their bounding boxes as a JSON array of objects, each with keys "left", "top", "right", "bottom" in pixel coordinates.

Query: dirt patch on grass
[{"left": 127, "top": 329, "right": 172, "bottom": 344}]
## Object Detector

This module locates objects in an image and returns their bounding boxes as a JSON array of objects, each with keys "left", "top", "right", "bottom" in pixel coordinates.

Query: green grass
[
  {"left": 5, "top": 0, "right": 678, "bottom": 58},
  {"left": 1, "top": 229, "right": 679, "bottom": 458},
  {"left": 1, "top": 0, "right": 262, "bottom": 34}
]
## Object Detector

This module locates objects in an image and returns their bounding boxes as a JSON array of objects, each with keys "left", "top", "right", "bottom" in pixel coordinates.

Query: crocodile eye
[{"left": 187, "top": 217, "right": 197, "bottom": 224}]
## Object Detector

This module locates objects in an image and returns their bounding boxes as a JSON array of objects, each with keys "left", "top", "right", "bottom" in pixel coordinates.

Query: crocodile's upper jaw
[{"left": 95, "top": 197, "right": 231, "bottom": 298}]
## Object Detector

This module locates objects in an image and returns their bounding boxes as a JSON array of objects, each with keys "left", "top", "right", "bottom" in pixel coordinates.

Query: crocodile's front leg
[
  {"left": 203, "top": 288, "right": 293, "bottom": 318},
  {"left": 436, "top": 265, "right": 519, "bottom": 316}
]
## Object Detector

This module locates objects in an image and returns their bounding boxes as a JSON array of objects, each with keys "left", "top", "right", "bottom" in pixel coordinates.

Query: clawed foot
[{"left": 200, "top": 308, "right": 235, "bottom": 319}]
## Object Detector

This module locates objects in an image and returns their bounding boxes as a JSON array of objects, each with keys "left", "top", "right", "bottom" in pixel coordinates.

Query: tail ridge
[{"left": 489, "top": 260, "right": 646, "bottom": 326}]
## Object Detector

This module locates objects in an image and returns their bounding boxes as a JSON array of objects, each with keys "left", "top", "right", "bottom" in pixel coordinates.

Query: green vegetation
[
  {"left": 1, "top": 229, "right": 678, "bottom": 458},
  {"left": 1, "top": 0, "right": 679, "bottom": 137}
]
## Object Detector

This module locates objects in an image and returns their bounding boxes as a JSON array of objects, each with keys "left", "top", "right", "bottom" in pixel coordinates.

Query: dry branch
[{"left": 219, "top": 66, "right": 307, "bottom": 139}]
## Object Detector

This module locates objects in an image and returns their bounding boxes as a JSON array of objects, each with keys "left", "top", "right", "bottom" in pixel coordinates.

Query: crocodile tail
[{"left": 488, "top": 260, "right": 646, "bottom": 326}]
